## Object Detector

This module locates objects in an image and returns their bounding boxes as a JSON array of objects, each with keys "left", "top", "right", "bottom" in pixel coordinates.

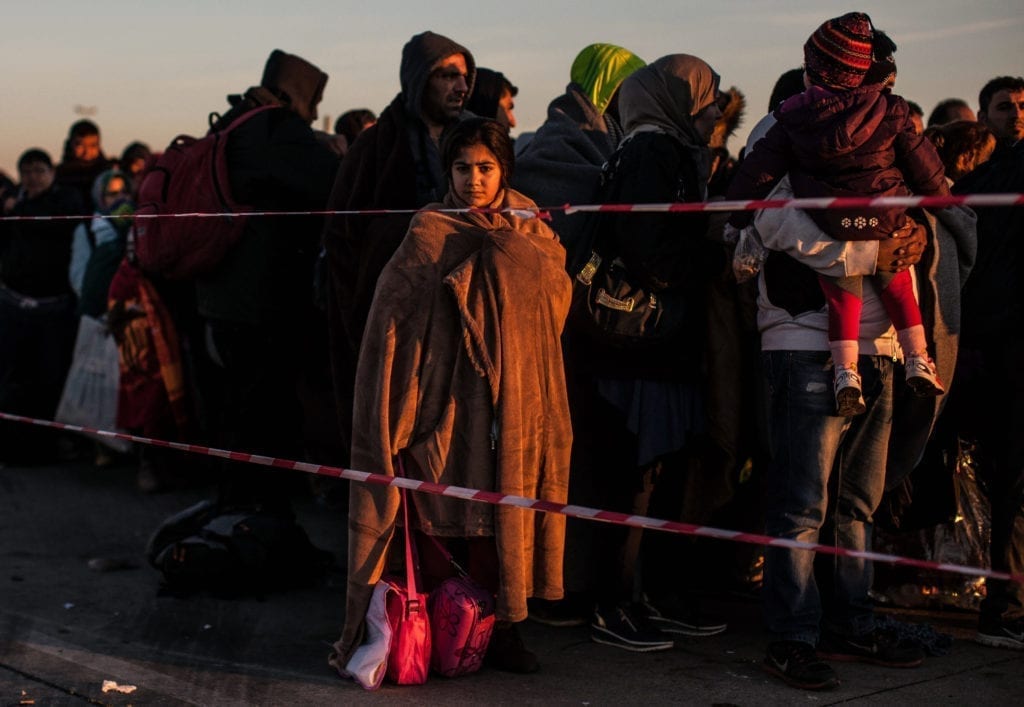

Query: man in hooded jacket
[{"left": 321, "top": 30, "right": 476, "bottom": 462}]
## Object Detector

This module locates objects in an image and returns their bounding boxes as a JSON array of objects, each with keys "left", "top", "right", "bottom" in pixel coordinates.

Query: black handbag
[
  {"left": 570, "top": 248, "right": 689, "bottom": 349},
  {"left": 566, "top": 139, "right": 692, "bottom": 350}
]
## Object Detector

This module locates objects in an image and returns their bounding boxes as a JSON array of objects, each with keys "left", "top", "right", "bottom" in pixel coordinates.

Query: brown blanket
[{"left": 331, "top": 188, "right": 573, "bottom": 669}]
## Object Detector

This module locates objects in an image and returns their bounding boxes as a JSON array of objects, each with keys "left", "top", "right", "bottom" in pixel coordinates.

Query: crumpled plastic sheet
[{"left": 874, "top": 439, "right": 991, "bottom": 611}]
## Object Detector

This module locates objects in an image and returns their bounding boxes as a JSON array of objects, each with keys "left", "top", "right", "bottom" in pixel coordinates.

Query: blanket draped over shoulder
[
  {"left": 511, "top": 83, "right": 621, "bottom": 250},
  {"left": 331, "top": 187, "right": 573, "bottom": 669}
]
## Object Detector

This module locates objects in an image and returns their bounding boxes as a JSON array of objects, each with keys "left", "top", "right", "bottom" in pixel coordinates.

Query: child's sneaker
[
  {"left": 904, "top": 353, "right": 944, "bottom": 396},
  {"left": 834, "top": 365, "right": 866, "bottom": 417}
]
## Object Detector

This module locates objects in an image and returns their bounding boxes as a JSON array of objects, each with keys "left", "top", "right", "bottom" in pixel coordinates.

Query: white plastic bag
[
  {"left": 731, "top": 225, "right": 770, "bottom": 283},
  {"left": 55, "top": 315, "right": 132, "bottom": 454},
  {"left": 339, "top": 582, "right": 394, "bottom": 690}
]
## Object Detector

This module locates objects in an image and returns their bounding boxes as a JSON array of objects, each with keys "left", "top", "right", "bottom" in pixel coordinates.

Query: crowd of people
[{"left": 1, "top": 11, "right": 1022, "bottom": 693}]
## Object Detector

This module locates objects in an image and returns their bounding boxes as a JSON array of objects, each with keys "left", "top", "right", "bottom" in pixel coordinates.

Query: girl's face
[{"left": 450, "top": 143, "right": 502, "bottom": 208}]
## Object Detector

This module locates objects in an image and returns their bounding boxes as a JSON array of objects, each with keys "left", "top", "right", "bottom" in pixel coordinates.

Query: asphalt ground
[{"left": 2, "top": 450, "right": 1023, "bottom": 706}]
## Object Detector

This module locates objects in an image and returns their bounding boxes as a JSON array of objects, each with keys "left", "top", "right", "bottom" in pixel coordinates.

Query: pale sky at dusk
[{"left": 1, "top": 0, "right": 1020, "bottom": 176}]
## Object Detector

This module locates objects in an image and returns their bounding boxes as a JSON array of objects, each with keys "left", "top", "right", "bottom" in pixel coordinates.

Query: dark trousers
[
  {"left": 570, "top": 375, "right": 693, "bottom": 607},
  {"left": 207, "top": 320, "right": 304, "bottom": 514},
  {"left": 0, "top": 285, "right": 77, "bottom": 460}
]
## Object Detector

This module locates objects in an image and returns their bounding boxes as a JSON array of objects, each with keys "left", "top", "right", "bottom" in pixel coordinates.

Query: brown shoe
[{"left": 485, "top": 621, "right": 539, "bottom": 673}]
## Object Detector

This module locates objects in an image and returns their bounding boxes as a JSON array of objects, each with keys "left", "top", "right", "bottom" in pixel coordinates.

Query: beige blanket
[{"left": 331, "top": 188, "right": 573, "bottom": 670}]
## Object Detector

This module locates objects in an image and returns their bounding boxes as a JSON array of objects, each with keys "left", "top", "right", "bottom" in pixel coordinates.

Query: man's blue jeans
[{"left": 760, "top": 350, "right": 894, "bottom": 645}]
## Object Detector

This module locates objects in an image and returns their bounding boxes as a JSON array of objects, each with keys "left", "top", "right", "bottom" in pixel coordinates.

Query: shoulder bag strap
[{"left": 395, "top": 455, "right": 423, "bottom": 606}]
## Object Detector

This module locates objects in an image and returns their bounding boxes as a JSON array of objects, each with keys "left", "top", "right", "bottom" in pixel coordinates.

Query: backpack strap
[{"left": 210, "top": 87, "right": 285, "bottom": 133}]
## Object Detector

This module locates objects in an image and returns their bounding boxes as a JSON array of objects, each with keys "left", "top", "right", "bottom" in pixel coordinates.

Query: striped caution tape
[
  {"left": 2, "top": 410, "right": 1020, "bottom": 584},
  {"left": 0, "top": 192, "right": 1022, "bottom": 222}
]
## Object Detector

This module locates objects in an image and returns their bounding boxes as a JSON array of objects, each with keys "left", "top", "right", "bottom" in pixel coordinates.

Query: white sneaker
[
  {"left": 905, "top": 353, "right": 944, "bottom": 396},
  {"left": 834, "top": 366, "right": 866, "bottom": 416}
]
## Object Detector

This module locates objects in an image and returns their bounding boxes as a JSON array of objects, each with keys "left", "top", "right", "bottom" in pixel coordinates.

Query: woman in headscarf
[
  {"left": 332, "top": 117, "right": 573, "bottom": 678},
  {"left": 68, "top": 168, "right": 134, "bottom": 318},
  {"left": 511, "top": 43, "right": 646, "bottom": 249},
  {"left": 568, "top": 54, "right": 729, "bottom": 652}
]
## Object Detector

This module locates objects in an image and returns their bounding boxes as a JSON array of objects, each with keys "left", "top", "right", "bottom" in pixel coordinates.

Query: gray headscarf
[
  {"left": 617, "top": 53, "right": 719, "bottom": 188},
  {"left": 618, "top": 54, "right": 719, "bottom": 147}
]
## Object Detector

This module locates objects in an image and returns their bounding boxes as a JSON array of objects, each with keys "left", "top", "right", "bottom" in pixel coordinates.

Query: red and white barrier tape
[
  {"left": 2, "top": 410, "right": 1020, "bottom": 584},
  {"left": 1, "top": 192, "right": 1022, "bottom": 222}
]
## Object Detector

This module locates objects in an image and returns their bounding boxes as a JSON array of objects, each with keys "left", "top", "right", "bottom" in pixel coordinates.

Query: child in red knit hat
[{"left": 726, "top": 12, "right": 951, "bottom": 416}]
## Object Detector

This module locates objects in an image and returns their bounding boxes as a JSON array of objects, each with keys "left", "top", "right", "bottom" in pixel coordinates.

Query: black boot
[{"left": 485, "top": 621, "right": 540, "bottom": 673}]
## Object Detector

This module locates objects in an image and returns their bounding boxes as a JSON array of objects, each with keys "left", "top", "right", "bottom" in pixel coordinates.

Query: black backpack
[{"left": 146, "top": 500, "right": 333, "bottom": 595}]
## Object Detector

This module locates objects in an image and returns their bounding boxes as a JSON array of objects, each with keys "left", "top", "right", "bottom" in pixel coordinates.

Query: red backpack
[{"left": 132, "top": 105, "right": 278, "bottom": 280}]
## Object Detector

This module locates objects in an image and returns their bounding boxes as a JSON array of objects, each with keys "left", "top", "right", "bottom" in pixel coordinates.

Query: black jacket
[
  {"left": 954, "top": 140, "right": 1024, "bottom": 343},
  {"left": 195, "top": 102, "right": 339, "bottom": 328},
  {"left": 575, "top": 131, "right": 723, "bottom": 378},
  {"left": 0, "top": 184, "right": 84, "bottom": 297}
]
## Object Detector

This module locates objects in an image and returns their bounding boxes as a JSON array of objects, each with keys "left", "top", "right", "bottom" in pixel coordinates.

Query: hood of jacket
[
  {"left": 258, "top": 49, "right": 328, "bottom": 124},
  {"left": 710, "top": 86, "right": 746, "bottom": 152},
  {"left": 400, "top": 31, "right": 476, "bottom": 123},
  {"left": 466, "top": 67, "right": 516, "bottom": 122}
]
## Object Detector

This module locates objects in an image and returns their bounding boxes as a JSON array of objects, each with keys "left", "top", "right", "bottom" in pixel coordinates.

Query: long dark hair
[{"left": 440, "top": 117, "right": 514, "bottom": 187}]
